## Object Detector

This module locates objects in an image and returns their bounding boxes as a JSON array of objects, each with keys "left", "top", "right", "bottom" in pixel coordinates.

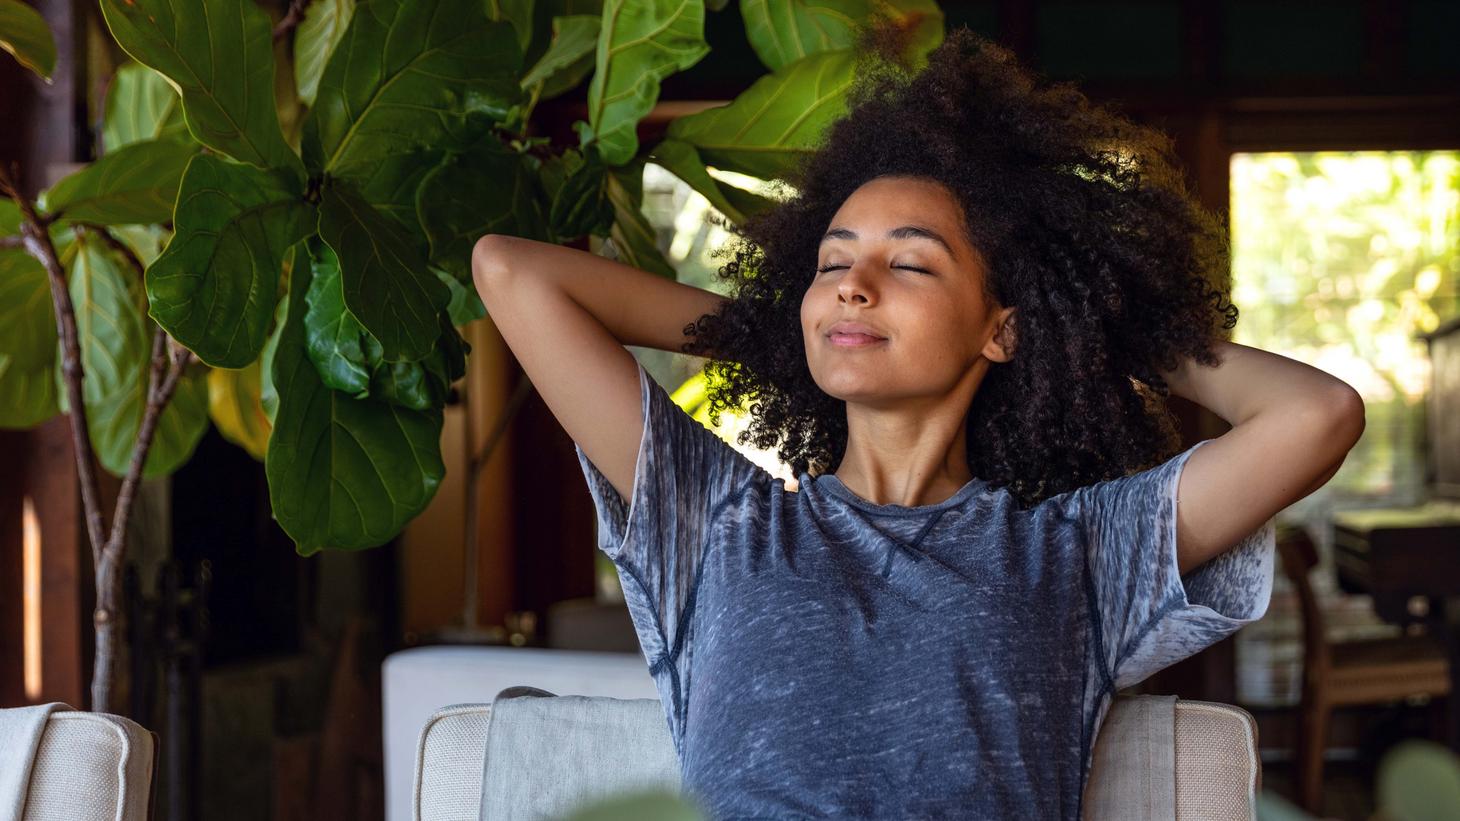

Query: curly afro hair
[{"left": 678, "top": 21, "right": 1239, "bottom": 510}]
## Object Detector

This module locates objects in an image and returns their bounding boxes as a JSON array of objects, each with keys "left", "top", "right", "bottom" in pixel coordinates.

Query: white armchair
[
  {"left": 382, "top": 645, "right": 1263, "bottom": 821},
  {"left": 0, "top": 703, "right": 156, "bottom": 821}
]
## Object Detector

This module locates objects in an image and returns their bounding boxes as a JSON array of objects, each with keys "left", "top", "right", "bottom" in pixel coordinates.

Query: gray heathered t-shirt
[{"left": 574, "top": 361, "right": 1275, "bottom": 820}]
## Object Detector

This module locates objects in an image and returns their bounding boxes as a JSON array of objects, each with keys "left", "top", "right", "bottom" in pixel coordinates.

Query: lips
[{"left": 825, "top": 320, "right": 888, "bottom": 348}]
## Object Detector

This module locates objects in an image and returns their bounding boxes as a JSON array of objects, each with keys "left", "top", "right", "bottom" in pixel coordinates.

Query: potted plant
[{"left": 0, "top": 0, "right": 946, "bottom": 712}]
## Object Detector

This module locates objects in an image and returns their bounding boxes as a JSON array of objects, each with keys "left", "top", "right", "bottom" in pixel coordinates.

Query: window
[{"left": 1229, "top": 150, "right": 1460, "bottom": 707}]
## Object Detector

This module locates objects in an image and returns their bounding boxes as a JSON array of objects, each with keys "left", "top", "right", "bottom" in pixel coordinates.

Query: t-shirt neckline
[{"left": 809, "top": 472, "right": 990, "bottom": 516}]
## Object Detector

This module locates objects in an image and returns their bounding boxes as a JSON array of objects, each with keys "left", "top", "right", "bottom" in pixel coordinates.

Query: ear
[{"left": 983, "top": 306, "right": 1016, "bottom": 363}]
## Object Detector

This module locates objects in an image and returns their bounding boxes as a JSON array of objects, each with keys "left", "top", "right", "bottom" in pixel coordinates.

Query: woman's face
[{"left": 800, "top": 174, "right": 1014, "bottom": 405}]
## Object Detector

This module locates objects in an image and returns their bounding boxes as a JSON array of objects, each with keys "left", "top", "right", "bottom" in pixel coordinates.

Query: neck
[{"left": 832, "top": 385, "right": 978, "bottom": 508}]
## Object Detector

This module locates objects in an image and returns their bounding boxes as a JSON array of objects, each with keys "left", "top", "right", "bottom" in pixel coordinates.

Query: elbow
[
  {"left": 1304, "top": 383, "right": 1365, "bottom": 461},
  {"left": 1328, "top": 382, "right": 1366, "bottom": 448},
  {"left": 471, "top": 234, "right": 515, "bottom": 297}
]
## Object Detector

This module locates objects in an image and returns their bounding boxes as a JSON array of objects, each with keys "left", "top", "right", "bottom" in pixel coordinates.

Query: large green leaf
[
  {"left": 265, "top": 239, "right": 447, "bottom": 555},
  {"left": 303, "top": 239, "right": 374, "bottom": 396},
  {"left": 436, "top": 266, "right": 486, "bottom": 325},
  {"left": 258, "top": 247, "right": 299, "bottom": 426},
  {"left": 316, "top": 181, "right": 448, "bottom": 363},
  {"left": 523, "top": 150, "right": 577, "bottom": 243},
  {"left": 417, "top": 141, "right": 540, "bottom": 283},
  {"left": 303, "top": 236, "right": 467, "bottom": 406},
  {"left": 136, "top": 364, "right": 210, "bottom": 479},
  {"left": 665, "top": 48, "right": 855, "bottom": 181},
  {"left": 580, "top": 0, "right": 710, "bottom": 167},
  {"left": 99, "top": 0, "right": 302, "bottom": 174},
  {"left": 0, "top": 354, "right": 59, "bottom": 428},
  {"left": 550, "top": 146, "right": 617, "bottom": 239},
  {"left": 369, "top": 312, "right": 467, "bottom": 410},
  {"left": 109, "top": 223, "right": 171, "bottom": 269},
  {"left": 0, "top": 199, "right": 17, "bottom": 235},
  {"left": 0, "top": 0, "right": 55, "bottom": 81},
  {"left": 353, "top": 147, "right": 445, "bottom": 247},
  {"left": 302, "top": 239, "right": 463, "bottom": 409},
  {"left": 520, "top": 14, "right": 598, "bottom": 100},
  {"left": 740, "top": 0, "right": 943, "bottom": 71},
  {"left": 38, "top": 139, "right": 198, "bottom": 225},
  {"left": 62, "top": 233, "right": 210, "bottom": 478},
  {"left": 208, "top": 357, "right": 271, "bottom": 461},
  {"left": 301, "top": 0, "right": 522, "bottom": 181},
  {"left": 293, "top": 0, "right": 356, "bottom": 107},
  {"left": 0, "top": 248, "right": 59, "bottom": 428},
  {"left": 60, "top": 233, "right": 147, "bottom": 423},
  {"left": 147, "top": 154, "right": 316, "bottom": 369},
  {"left": 0, "top": 249, "right": 57, "bottom": 367},
  {"left": 604, "top": 157, "right": 675, "bottom": 279},
  {"left": 647, "top": 138, "right": 778, "bottom": 226},
  {"left": 272, "top": 10, "right": 308, "bottom": 156},
  {"left": 101, "top": 61, "right": 191, "bottom": 154},
  {"left": 487, "top": 0, "right": 539, "bottom": 59}
]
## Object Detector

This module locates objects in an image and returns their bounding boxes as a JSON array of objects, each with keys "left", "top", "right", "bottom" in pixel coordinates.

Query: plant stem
[
  {"left": 0, "top": 166, "right": 108, "bottom": 570},
  {"left": 0, "top": 167, "right": 111, "bottom": 709},
  {"left": 1, "top": 164, "right": 195, "bottom": 715},
  {"left": 272, "top": 0, "right": 309, "bottom": 40},
  {"left": 75, "top": 221, "right": 148, "bottom": 279}
]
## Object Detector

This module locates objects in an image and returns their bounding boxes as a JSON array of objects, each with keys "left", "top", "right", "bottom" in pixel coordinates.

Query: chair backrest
[
  {"left": 413, "top": 689, "right": 1260, "bottom": 820},
  {"left": 1275, "top": 523, "right": 1329, "bottom": 673},
  {"left": 1, "top": 706, "right": 157, "bottom": 821}
]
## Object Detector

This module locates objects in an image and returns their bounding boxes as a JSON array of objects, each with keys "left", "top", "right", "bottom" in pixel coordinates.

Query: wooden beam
[
  {"left": 0, "top": 432, "right": 25, "bottom": 705},
  {"left": 30, "top": 417, "right": 88, "bottom": 707}
]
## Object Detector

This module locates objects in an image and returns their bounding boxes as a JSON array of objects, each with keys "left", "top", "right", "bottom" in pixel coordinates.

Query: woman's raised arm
[
  {"left": 470, "top": 234, "right": 729, "bottom": 504},
  {"left": 1156, "top": 340, "right": 1366, "bottom": 575}
]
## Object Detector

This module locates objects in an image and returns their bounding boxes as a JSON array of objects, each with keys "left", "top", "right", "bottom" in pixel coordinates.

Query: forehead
[{"left": 822, "top": 177, "right": 967, "bottom": 256}]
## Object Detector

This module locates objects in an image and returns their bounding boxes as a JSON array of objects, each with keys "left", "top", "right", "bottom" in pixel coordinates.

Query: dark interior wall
[{"left": 663, "top": 1, "right": 1460, "bottom": 102}]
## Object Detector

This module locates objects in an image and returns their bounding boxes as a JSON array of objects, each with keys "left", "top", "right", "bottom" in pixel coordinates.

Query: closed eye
[{"left": 816, "top": 264, "right": 932, "bottom": 274}]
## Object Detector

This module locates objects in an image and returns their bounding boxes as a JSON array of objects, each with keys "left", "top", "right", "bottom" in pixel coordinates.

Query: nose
[{"left": 837, "top": 262, "right": 877, "bottom": 306}]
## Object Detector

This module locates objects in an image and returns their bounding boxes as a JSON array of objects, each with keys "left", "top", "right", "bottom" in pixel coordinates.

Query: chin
[{"left": 810, "top": 367, "right": 885, "bottom": 401}]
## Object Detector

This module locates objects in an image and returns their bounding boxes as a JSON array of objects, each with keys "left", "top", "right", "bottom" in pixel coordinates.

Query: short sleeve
[
  {"left": 1070, "top": 438, "right": 1276, "bottom": 692},
  {"left": 572, "top": 360, "right": 765, "bottom": 741}
]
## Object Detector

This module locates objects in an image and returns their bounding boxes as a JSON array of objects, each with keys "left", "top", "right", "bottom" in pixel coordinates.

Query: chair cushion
[
  {"left": 412, "top": 691, "right": 1259, "bottom": 820},
  {"left": 478, "top": 687, "right": 679, "bottom": 821},
  {"left": 0, "top": 705, "right": 156, "bottom": 821}
]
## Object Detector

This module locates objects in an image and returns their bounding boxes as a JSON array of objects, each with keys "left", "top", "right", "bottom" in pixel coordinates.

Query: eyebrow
[{"left": 819, "top": 224, "right": 958, "bottom": 259}]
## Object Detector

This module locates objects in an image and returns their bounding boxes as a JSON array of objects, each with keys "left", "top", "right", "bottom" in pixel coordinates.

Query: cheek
[
  {"left": 798, "top": 292, "right": 817, "bottom": 337},
  {"left": 911, "top": 304, "right": 976, "bottom": 361}
]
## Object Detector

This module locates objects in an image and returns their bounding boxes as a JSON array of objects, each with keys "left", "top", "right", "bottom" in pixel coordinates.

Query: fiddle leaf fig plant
[{"left": 0, "top": 0, "right": 946, "bottom": 710}]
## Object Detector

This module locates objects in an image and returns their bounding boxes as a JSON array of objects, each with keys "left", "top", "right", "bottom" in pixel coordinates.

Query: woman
[{"left": 471, "top": 24, "right": 1364, "bottom": 821}]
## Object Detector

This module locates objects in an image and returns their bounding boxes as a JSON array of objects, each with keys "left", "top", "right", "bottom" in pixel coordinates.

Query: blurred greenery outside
[
  {"left": 1231, "top": 151, "right": 1459, "bottom": 514},
  {"left": 1230, "top": 150, "right": 1459, "bottom": 710}
]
